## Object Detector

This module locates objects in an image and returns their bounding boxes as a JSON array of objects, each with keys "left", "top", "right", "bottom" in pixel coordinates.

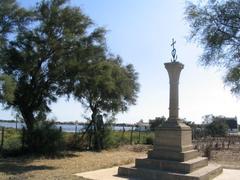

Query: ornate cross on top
[{"left": 171, "top": 38, "right": 177, "bottom": 62}]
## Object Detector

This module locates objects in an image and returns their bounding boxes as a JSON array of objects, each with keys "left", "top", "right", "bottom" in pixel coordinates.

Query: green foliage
[
  {"left": 145, "top": 136, "right": 153, "bottom": 145},
  {"left": 102, "top": 127, "right": 120, "bottom": 149},
  {"left": 205, "top": 120, "right": 228, "bottom": 137},
  {"left": 0, "top": 75, "right": 16, "bottom": 104},
  {"left": 0, "top": 0, "right": 30, "bottom": 45},
  {"left": 149, "top": 116, "right": 166, "bottom": 131},
  {"left": 73, "top": 57, "right": 139, "bottom": 151},
  {"left": 111, "top": 131, "right": 154, "bottom": 145},
  {"left": 1, "top": 128, "right": 21, "bottom": 150},
  {"left": 185, "top": 0, "right": 240, "bottom": 95},
  {"left": 64, "top": 133, "right": 82, "bottom": 150},
  {"left": 24, "top": 121, "right": 63, "bottom": 155},
  {"left": 0, "top": 128, "right": 22, "bottom": 157},
  {"left": 74, "top": 58, "right": 139, "bottom": 113},
  {"left": 0, "top": 127, "right": 153, "bottom": 156}
]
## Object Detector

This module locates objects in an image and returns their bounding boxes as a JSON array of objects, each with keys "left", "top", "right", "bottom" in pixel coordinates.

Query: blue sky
[{"left": 1, "top": 0, "right": 239, "bottom": 124}]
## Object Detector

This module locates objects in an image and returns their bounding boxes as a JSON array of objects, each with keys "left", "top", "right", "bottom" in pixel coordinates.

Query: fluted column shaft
[{"left": 164, "top": 62, "right": 184, "bottom": 120}]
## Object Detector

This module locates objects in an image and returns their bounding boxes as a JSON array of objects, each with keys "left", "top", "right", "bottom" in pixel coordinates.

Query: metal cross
[
  {"left": 170, "top": 38, "right": 177, "bottom": 62},
  {"left": 171, "top": 38, "right": 176, "bottom": 49}
]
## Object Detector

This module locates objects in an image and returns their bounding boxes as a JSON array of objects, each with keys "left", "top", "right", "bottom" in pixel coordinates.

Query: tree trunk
[
  {"left": 19, "top": 107, "right": 35, "bottom": 132},
  {"left": 91, "top": 109, "right": 101, "bottom": 151}
]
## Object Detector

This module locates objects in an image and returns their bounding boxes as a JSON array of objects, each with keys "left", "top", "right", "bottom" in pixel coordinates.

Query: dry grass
[
  {"left": 211, "top": 147, "right": 240, "bottom": 169},
  {"left": 0, "top": 145, "right": 150, "bottom": 180},
  {"left": 1, "top": 143, "right": 240, "bottom": 180}
]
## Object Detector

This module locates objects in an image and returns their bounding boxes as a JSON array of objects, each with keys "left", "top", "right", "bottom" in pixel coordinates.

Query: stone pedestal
[{"left": 118, "top": 61, "right": 222, "bottom": 180}]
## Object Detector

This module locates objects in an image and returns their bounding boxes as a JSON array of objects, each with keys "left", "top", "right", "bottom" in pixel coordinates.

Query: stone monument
[{"left": 118, "top": 39, "right": 222, "bottom": 180}]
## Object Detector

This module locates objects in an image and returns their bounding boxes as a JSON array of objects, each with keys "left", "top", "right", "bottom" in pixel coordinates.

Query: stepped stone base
[
  {"left": 118, "top": 120, "right": 222, "bottom": 180},
  {"left": 148, "top": 149, "right": 199, "bottom": 162},
  {"left": 118, "top": 163, "right": 222, "bottom": 180},
  {"left": 135, "top": 157, "right": 208, "bottom": 174}
]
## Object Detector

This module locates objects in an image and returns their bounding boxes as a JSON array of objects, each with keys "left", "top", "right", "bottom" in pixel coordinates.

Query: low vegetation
[{"left": 0, "top": 127, "right": 153, "bottom": 157}]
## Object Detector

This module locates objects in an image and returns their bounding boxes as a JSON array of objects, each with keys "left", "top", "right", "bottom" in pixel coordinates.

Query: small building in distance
[
  {"left": 135, "top": 120, "right": 150, "bottom": 131},
  {"left": 215, "top": 116, "right": 238, "bottom": 133}
]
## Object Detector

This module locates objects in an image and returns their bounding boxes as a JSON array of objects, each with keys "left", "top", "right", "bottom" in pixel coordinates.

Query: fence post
[
  {"left": 138, "top": 129, "right": 141, "bottom": 144},
  {"left": 75, "top": 124, "right": 77, "bottom": 134},
  {"left": 121, "top": 125, "right": 125, "bottom": 140},
  {"left": 130, "top": 126, "right": 134, "bottom": 144},
  {"left": 1, "top": 127, "right": 4, "bottom": 149},
  {"left": 22, "top": 127, "right": 25, "bottom": 151}
]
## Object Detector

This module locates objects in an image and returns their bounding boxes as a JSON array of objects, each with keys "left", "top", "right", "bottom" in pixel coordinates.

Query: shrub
[
  {"left": 206, "top": 121, "right": 228, "bottom": 137},
  {"left": 4, "top": 134, "right": 22, "bottom": 150},
  {"left": 145, "top": 136, "right": 153, "bottom": 145},
  {"left": 203, "top": 144, "right": 212, "bottom": 160},
  {"left": 102, "top": 127, "right": 120, "bottom": 149},
  {"left": 24, "top": 121, "right": 63, "bottom": 155},
  {"left": 64, "top": 133, "right": 87, "bottom": 150}
]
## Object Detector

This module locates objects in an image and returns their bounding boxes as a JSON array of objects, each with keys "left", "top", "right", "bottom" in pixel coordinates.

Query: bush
[
  {"left": 206, "top": 121, "right": 228, "bottom": 137},
  {"left": 4, "top": 134, "right": 22, "bottom": 151},
  {"left": 203, "top": 144, "right": 212, "bottom": 160},
  {"left": 64, "top": 133, "right": 86, "bottom": 150},
  {"left": 24, "top": 121, "right": 63, "bottom": 155},
  {"left": 102, "top": 127, "right": 120, "bottom": 149},
  {"left": 145, "top": 136, "right": 153, "bottom": 145}
]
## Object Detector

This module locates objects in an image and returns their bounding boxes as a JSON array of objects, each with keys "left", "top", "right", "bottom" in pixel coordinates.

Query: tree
[
  {"left": 202, "top": 114, "right": 215, "bottom": 125},
  {"left": 73, "top": 57, "right": 139, "bottom": 151},
  {"left": 205, "top": 120, "right": 228, "bottom": 137},
  {"left": 0, "top": 0, "right": 106, "bottom": 131},
  {"left": 185, "top": 0, "right": 240, "bottom": 95},
  {"left": 149, "top": 116, "right": 166, "bottom": 131}
]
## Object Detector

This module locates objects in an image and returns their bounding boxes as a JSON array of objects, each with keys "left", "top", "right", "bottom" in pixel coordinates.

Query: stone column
[{"left": 164, "top": 61, "right": 184, "bottom": 121}]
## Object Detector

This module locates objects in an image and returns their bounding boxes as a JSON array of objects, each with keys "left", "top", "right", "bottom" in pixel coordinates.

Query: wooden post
[
  {"left": 16, "top": 118, "right": 17, "bottom": 131},
  {"left": 21, "top": 127, "right": 25, "bottom": 151},
  {"left": 138, "top": 129, "right": 141, "bottom": 144},
  {"left": 130, "top": 126, "right": 134, "bottom": 144},
  {"left": 1, "top": 127, "right": 4, "bottom": 149},
  {"left": 75, "top": 125, "right": 77, "bottom": 133},
  {"left": 121, "top": 125, "right": 125, "bottom": 140}
]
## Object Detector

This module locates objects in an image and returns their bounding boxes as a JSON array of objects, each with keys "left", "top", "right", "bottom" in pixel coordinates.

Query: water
[{"left": 0, "top": 122, "right": 135, "bottom": 132}]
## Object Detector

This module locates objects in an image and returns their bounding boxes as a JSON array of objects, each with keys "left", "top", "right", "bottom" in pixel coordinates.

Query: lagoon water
[{"left": 0, "top": 122, "right": 135, "bottom": 132}]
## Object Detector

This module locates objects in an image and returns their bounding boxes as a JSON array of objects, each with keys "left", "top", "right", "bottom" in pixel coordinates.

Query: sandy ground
[{"left": 0, "top": 145, "right": 149, "bottom": 180}]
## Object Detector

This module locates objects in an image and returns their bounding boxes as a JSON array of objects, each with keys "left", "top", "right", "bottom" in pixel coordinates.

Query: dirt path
[{"left": 0, "top": 145, "right": 149, "bottom": 180}]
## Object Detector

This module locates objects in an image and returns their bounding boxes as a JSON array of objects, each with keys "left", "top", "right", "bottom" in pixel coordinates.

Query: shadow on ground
[
  {"left": 0, "top": 151, "right": 80, "bottom": 176},
  {"left": 0, "top": 158, "right": 56, "bottom": 175}
]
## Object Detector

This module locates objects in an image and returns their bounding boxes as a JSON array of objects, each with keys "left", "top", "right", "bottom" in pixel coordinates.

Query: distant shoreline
[{"left": 0, "top": 119, "right": 135, "bottom": 126}]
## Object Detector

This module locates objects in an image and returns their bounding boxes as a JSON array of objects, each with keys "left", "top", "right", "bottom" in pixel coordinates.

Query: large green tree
[
  {"left": 0, "top": 0, "right": 106, "bottom": 131},
  {"left": 185, "top": 0, "right": 240, "bottom": 94},
  {"left": 73, "top": 57, "right": 139, "bottom": 151}
]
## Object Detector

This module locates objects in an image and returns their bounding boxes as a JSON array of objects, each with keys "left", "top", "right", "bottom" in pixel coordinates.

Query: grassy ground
[{"left": 0, "top": 145, "right": 150, "bottom": 180}]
